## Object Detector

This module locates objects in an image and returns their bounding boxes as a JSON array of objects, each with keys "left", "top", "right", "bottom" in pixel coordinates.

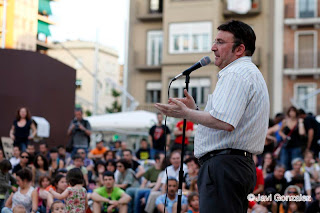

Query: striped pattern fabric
[{"left": 194, "top": 56, "right": 270, "bottom": 158}]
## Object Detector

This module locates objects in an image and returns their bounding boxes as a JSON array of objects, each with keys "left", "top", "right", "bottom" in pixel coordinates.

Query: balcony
[
  {"left": 283, "top": 53, "right": 320, "bottom": 76},
  {"left": 134, "top": 51, "right": 162, "bottom": 71},
  {"left": 223, "top": 0, "right": 261, "bottom": 17},
  {"left": 136, "top": 0, "right": 163, "bottom": 22},
  {"left": 284, "top": 1, "right": 320, "bottom": 27}
]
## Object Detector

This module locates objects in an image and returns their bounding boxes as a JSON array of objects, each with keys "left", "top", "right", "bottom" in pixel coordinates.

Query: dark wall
[{"left": 0, "top": 49, "right": 76, "bottom": 148}]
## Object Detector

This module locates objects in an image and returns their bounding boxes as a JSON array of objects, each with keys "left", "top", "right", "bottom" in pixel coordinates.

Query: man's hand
[
  {"left": 155, "top": 98, "right": 190, "bottom": 119},
  {"left": 78, "top": 123, "right": 86, "bottom": 131},
  {"left": 109, "top": 200, "right": 119, "bottom": 207},
  {"left": 174, "top": 89, "right": 197, "bottom": 110}
]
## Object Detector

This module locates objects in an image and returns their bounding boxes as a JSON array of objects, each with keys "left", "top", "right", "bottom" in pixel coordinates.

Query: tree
[{"left": 106, "top": 89, "right": 122, "bottom": 113}]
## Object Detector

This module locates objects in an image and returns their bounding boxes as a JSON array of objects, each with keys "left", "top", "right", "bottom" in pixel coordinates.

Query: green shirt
[
  {"left": 94, "top": 186, "right": 124, "bottom": 201},
  {"left": 94, "top": 186, "right": 125, "bottom": 213},
  {"left": 143, "top": 166, "right": 162, "bottom": 183}
]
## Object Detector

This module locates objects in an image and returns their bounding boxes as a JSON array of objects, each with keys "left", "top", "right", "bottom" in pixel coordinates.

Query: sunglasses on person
[
  {"left": 287, "top": 191, "right": 297, "bottom": 194},
  {"left": 21, "top": 155, "right": 29, "bottom": 159}
]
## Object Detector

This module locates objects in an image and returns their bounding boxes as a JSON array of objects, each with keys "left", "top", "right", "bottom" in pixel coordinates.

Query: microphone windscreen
[{"left": 200, "top": 56, "right": 211, "bottom": 67}]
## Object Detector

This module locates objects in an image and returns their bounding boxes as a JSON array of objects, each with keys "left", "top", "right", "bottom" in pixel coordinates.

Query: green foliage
[{"left": 106, "top": 89, "right": 122, "bottom": 113}]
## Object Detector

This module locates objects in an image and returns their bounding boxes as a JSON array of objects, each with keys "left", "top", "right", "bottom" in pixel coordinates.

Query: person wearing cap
[
  {"left": 155, "top": 20, "right": 269, "bottom": 212},
  {"left": 156, "top": 177, "right": 188, "bottom": 213}
]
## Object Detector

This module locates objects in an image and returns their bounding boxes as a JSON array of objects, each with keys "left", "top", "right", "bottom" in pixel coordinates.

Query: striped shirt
[{"left": 194, "top": 56, "right": 270, "bottom": 158}]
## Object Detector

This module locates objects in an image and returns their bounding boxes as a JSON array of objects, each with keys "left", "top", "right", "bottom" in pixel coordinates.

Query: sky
[{"left": 50, "top": 0, "right": 128, "bottom": 64}]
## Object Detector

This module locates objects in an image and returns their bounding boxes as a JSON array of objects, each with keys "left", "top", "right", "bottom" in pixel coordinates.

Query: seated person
[
  {"left": 91, "top": 171, "right": 131, "bottom": 213},
  {"left": 88, "top": 140, "right": 108, "bottom": 161},
  {"left": 115, "top": 159, "right": 140, "bottom": 190},
  {"left": 156, "top": 177, "right": 188, "bottom": 213},
  {"left": 66, "top": 154, "right": 89, "bottom": 186},
  {"left": 135, "top": 139, "right": 151, "bottom": 160},
  {"left": 122, "top": 149, "right": 145, "bottom": 178}
]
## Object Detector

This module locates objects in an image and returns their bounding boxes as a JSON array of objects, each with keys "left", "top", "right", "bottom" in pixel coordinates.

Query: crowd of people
[{"left": 0, "top": 105, "right": 320, "bottom": 213}]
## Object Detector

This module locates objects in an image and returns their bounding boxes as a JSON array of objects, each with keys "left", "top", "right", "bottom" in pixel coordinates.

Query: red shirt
[
  {"left": 174, "top": 120, "right": 194, "bottom": 145},
  {"left": 254, "top": 167, "right": 264, "bottom": 191}
]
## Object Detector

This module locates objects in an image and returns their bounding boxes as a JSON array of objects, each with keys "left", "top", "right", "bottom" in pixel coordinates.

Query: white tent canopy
[
  {"left": 87, "top": 110, "right": 174, "bottom": 136},
  {"left": 32, "top": 116, "right": 50, "bottom": 138}
]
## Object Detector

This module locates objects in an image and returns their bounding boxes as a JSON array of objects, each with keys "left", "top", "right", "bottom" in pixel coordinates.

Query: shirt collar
[{"left": 217, "top": 56, "right": 252, "bottom": 79}]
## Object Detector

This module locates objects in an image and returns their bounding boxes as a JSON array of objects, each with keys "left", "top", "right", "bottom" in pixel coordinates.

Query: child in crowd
[
  {"left": 36, "top": 176, "right": 50, "bottom": 212},
  {"left": 187, "top": 192, "right": 199, "bottom": 213},
  {"left": 49, "top": 168, "right": 87, "bottom": 213},
  {"left": 50, "top": 200, "right": 65, "bottom": 213}
]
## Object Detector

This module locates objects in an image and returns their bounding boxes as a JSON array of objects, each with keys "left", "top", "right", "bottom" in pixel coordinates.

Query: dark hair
[
  {"left": 155, "top": 153, "right": 161, "bottom": 161},
  {"left": 106, "top": 159, "right": 117, "bottom": 172},
  {"left": 184, "top": 157, "right": 200, "bottom": 168},
  {"left": 20, "top": 151, "right": 29, "bottom": 157},
  {"left": 51, "top": 200, "right": 64, "bottom": 211},
  {"left": 187, "top": 192, "right": 199, "bottom": 204},
  {"left": 94, "top": 160, "right": 106, "bottom": 173},
  {"left": 141, "top": 138, "right": 147, "bottom": 143},
  {"left": 103, "top": 171, "right": 115, "bottom": 179},
  {"left": 72, "top": 154, "right": 83, "bottom": 161},
  {"left": 39, "top": 175, "right": 51, "bottom": 188},
  {"left": 34, "top": 154, "right": 49, "bottom": 170},
  {"left": 275, "top": 163, "right": 286, "bottom": 171},
  {"left": 53, "top": 174, "right": 66, "bottom": 187},
  {"left": 66, "top": 168, "right": 84, "bottom": 186},
  {"left": 123, "top": 149, "right": 132, "bottom": 155},
  {"left": 0, "top": 160, "right": 12, "bottom": 172},
  {"left": 217, "top": 20, "right": 256, "bottom": 56},
  {"left": 75, "top": 107, "right": 83, "bottom": 113},
  {"left": 13, "top": 146, "right": 20, "bottom": 151},
  {"left": 16, "top": 168, "right": 33, "bottom": 182},
  {"left": 39, "top": 142, "right": 48, "bottom": 148},
  {"left": 314, "top": 184, "right": 320, "bottom": 192},
  {"left": 103, "top": 150, "right": 116, "bottom": 160},
  {"left": 50, "top": 147, "right": 58, "bottom": 153},
  {"left": 286, "top": 106, "right": 298, "bottom": 117},
  {"left": 117, "top": 159, "right": 130, "bottom": 170},
  {"left": 298, "top": 109, "right": 306, "bottom": 115},
  {"left": 15, "top": 107, "right": 31, "bottom": 120},
  {"left": 261, "top": 152, "right": 276, "bottom": 174},
  {"left": 57, "top": 145, "right": 65, "bottom": 150}
]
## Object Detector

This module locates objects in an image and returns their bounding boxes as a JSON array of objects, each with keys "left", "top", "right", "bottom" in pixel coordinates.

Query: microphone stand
[{"left": 177, "top": 74, "right": 190, "bottom": 213}]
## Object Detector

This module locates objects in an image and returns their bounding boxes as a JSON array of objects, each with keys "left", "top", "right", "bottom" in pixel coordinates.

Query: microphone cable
[{"left": 163, "top": 79, "right": 174, "bottom": 213}]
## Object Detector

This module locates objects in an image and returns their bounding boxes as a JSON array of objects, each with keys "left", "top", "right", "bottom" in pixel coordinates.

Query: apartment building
[
  {"left": 283, "top": 0, "right": 320, "bottom": 114},
  {"left": 0, "top": 0, "right": 38, "bottom": 50},
  {"left": 48, "top": 40, "right": 121, "bottom": 115},
  {"left": 127, "top": 0, "right": 276, "bottom": 114}
]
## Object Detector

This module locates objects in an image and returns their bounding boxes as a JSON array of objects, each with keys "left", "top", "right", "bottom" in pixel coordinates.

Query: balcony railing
[
  {"left": 223, "top": 0, "right": 261, "bottom": 17},
  {"left": 283, "top": 53, "right": 320, "bottom": 75},
  {"left": 285, "top": 1, "right": 320, "bottom": 19}
]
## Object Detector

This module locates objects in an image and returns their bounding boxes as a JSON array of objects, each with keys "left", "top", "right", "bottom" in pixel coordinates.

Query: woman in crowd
[
  {"left": 9, "top": 107, "right": 37, "bottom": 151},
  {"left": 91, "top": 160, "right": 106, "bottom": 187},
  {"left": 279, "top": 106, "right": 306, "bottom": 170},
  {"left": 103, "top": 150, "right": 116, "bottom": 162},
  {"left": 36, "top": 176, "right": 51, "bottom": 213},
  {"left": 2, "top": 168, "right": 38, "bottom": 213},
  {"left": 106, "top": 159, "right": 117, "bottom": 173},
  {"left": 279, "top": 185, "right": 305, "bottom": 213},
  {"left": 259, "top": 152, "right": 276, "bottom": 178},
  {"left": 115, "top": 159, "right": 139, "bottom": 190},
  {"left": 284, "top": 158, "right": 312, "bottom": 197},
  {"left": 32, "top": 154, "right": 50, "bottom": 187},
  {"left": 46, "top": 174, "right": 68, "bottom": 210}
]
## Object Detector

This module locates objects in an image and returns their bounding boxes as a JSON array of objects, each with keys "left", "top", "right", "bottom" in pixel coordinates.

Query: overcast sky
[{"left": 50, "top": 0, "right": 128, "bottom": 64}]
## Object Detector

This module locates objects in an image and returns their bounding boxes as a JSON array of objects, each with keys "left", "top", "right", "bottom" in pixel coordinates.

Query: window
[
  {"left": 75, "top": 79, "right": 82, "bottom": 89},
  {"left": 294, "top": 83, "right": 317, "bottom": 114},
  {"left": 295, "top": 31, "right": 317, "bottom": 69},
  {"left": 146, "top": 82, "right": 162, "bottom": 103},
  {"left": 147, "top": 31, "right": 163, "bottom": 66},
  {"left": 169, "top": 78, "right": 210, "bottom": 105},
  {"left": 169, "top": 22, "right": 212, "bottom": 54},
  {"left": 298, "top": 0, "right": 316, "bottom": 18},
  {"left": 149, "top": 0, "right": 163, "bottom": 13}
]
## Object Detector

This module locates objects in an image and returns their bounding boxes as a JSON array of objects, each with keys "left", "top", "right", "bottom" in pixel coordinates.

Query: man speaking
[{"left": 155, "top": 20, "right": 269, "bottom": 212}]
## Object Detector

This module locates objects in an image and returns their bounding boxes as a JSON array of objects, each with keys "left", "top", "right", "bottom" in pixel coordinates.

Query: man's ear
[{"left": 235, "top": 44, "right": 246, "bottom": 56}]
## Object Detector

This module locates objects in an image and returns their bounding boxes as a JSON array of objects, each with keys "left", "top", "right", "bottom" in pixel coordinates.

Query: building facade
[
  {"left": 48, "top": 40, "right": 121, "bottom": 115},
  {"left": 0, "top": 0, "right": 38, "bottom": 50},
  {"left": 127, "top": 0, "right": 277, "bottom": 114},
  {"left": 283, "top": 0, "right": 320, "bottom": 114}
]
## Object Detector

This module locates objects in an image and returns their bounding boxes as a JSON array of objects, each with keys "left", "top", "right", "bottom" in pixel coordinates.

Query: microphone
[{"left": 172, "top": 56, "right": 211, "bottom": 81}]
